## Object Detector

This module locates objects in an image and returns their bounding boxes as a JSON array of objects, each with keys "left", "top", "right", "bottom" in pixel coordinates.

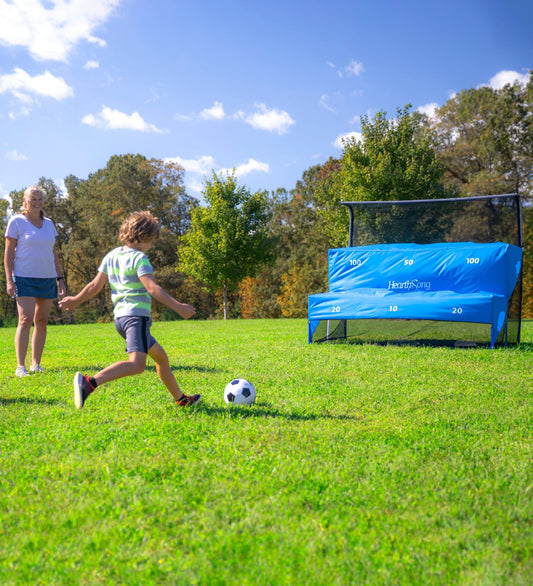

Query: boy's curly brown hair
[{"left": 119, "top": 211, "right": 160, "bottom": 245}]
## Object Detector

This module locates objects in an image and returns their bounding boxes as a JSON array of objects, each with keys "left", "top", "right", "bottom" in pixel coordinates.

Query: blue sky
[{"left": 1, "top": 0, "right": 531, "bottom": 202}]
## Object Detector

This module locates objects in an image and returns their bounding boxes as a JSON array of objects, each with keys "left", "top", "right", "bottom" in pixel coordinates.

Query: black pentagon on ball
[
  {"left": 242, "top": 388, "right": 251, "bottom": 398},
  {"left": 227, "top": 392, "right": 236, "bottom": 402},
  {"left": 231, "top": 379, "right": 239, "bottom": 386}
]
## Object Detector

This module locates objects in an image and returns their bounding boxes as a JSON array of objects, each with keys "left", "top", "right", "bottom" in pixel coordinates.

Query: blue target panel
[{"left": 308, "top": 242, "right": 523, "bottom": 347}]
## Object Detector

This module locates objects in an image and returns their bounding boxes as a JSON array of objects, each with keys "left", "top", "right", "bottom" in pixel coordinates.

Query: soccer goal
[{"left": 309, "top": 194, "right": 523, "bottom": 347}]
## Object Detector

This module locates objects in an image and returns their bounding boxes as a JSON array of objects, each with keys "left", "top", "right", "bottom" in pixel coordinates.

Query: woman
[{"left": 4, "top": 185, "right": 66, "bottom": 377}]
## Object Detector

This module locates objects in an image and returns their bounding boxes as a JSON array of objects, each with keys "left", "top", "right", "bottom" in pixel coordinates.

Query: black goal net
[{"left": 311, "top": 194, "right": 523, "bottom": 347}]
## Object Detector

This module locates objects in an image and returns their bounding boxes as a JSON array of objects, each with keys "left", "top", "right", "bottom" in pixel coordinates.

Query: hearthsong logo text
[{"left": 388, "top": 279, "right": 431, "bottom": 291}]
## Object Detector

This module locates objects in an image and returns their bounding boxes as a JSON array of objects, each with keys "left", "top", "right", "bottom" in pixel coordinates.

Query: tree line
[{"left": 2, "top": 72, "right": 532, "bottom": 324}]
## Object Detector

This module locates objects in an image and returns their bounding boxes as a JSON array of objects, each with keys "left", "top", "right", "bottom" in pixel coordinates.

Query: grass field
[{"left": 1, "top": 318, "right": 532, "bottom": 585}]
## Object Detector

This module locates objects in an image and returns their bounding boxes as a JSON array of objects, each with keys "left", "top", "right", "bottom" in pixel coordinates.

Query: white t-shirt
[{"left": 5, "top": 214, "right": 59, "bottom": 278}]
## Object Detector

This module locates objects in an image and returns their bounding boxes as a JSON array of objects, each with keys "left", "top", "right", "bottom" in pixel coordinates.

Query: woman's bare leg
[
  {"left": 31, "top": 298, "right": 54, "bottom": 367},
  {"left": 15, "top": 297, "right": 35, "bottom": 367}
]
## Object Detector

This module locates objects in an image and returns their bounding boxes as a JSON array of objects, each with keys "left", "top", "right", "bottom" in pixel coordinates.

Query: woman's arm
[
  {"left": 4, "top": 237, "right": 17, "bottom": 298},
  {"left": 52, "top": 245, "right": 67, "bottom": 297}
]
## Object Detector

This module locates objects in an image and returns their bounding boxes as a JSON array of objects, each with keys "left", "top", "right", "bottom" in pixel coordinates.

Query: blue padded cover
[
  {"left": 328, "top": 242, "right": 522, "bottom": 297},
  {"left": 309, "top": 242, "right": 523, "bottom": 347}
]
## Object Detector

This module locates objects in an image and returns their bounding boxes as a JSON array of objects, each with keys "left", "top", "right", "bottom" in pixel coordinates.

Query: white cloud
[
  {"left": 174, "top": 112, "right": 193, "bottom": 121},
  {"left": 84, "top": 60, "right": 99, "bottom": 69},
  {"left": 240, "top": 102, "right": 295, "bottom": 134},
  {"left": 87, "top": 35, "right": 107, "bottom": 48},
  {"left": 330, "top": 58, "right": 365, "bottom": 78},
  {"left": 166, "top": 154, "right": 269, "bottom": 178},
  {"left": 0, "top": 0, "right": 121, "bottom": 62},
  {"left": 165, "top": 154, "right": 269, "bottom": 194},
  {"left": 427, "top": 70, "right": 530, "bottom": 119},
  {"left": 82, "top": 106, "right": 165, "bottom": 132},
  {"left": 165, "top": 155, "right": 216, "bottom": 176},
  {"left": 185, "top": 176, "right": 205, "bottom": 195},
  {"left": 487, "top": 70, "right": 530, "bottom": 90},
  {"left": 0, "top": 67, "right": 73, "bottom": 116},
  {"left": 218, "top": 158, "right": 269, "bottom": 178},
  {"left": 334, "top": 131, "right": 363, "bottom": 149},
  {"left": 164, "top": 155, "right": 213, "bottom": 195},
  {"left": 199, "top": 101, "right": 225, "bottom": 120},
  {"left": 0, "top": 67, "right": 74, "bottom": 100},
  {"left": 5, "top": 149, "right": 28, "bottom": 161},
  {"left": 319, "top": 94, "right": 335, "bottom": 113},
  {"left": 345, "top": 59, "right": 365, "bottom": 77},
  {"left": 175, "top": 102, "right": 225, "bottom": 122},
  {"left": 174, "top": 101, "right": 295, "bottom": 134},
  {"left": 417, "top": 102, "right": 439, "bottom": 118}
]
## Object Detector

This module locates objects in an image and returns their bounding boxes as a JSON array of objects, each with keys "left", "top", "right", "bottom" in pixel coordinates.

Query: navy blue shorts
[
  {"left": 115, "top": 315, "right": 157, "bottom": 354},
  {"left": 15, "top": 276, "right": 57, "bottom": 299}
]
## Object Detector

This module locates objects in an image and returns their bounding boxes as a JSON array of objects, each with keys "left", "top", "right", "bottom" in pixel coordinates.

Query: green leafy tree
[
  {"left": 522, "top": 207, "right": 533, "bottom": 318},
  {"left": 180, "top": 173, "right": 275, "bottom": 319},
  {"left": 433, "top": 73, "right": 533, "bottom": 316},
  {"left": 267, "top": 180, "right": 333, "bottom": 318},
  {"left": 0, "top": 197, "right": 14, "bottom": 323},
  {"left": 238, "top": 185, "right": 332, "bottom": 319},
  {"left": 434, "top": 72, "right": 533, "bottom": 199},
  {"left": 63, "top": 154, "right": 197, "bottom": 321},
  {"left": 315, "top": 106, "right": 449, "bottom": 246},
  {"left": 339, "top": 107, "right": 445, "bottom": 200}
]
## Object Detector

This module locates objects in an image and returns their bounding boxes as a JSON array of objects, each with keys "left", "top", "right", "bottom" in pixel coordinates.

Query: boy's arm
[
  {"left": 140, "top": 273, "right": 196, "bottom": 319},
  {"left": 59, "top": 272, "right": 108, "bottom": 311}
]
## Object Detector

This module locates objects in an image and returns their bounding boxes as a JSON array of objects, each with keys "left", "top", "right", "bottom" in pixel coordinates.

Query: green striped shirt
[{"left": 98, "top": 247, "right": 153, "bottom": 318}]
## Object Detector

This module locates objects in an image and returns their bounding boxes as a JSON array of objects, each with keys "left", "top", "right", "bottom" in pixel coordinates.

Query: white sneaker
[
  {"left": 30, "top": 364, "right": 45, "bottom": 373},
  {"left": 15, "top": 366, "right": 29, "bottom": 377}
]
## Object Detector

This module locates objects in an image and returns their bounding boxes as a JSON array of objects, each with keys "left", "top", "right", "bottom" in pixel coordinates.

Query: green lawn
[{"left": 1, "top": 319, "right": 532, "bottom": 585}]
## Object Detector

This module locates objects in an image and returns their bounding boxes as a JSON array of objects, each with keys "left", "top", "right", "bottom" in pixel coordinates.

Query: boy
[{"left": 59, "top": 211, "right": 201, "bottom": 409}]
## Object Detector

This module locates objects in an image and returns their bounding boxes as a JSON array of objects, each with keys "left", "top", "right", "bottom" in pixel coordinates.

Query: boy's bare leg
[
  {"left": 148, "top": 342, "right": 184, "bottom": 401},
  {"left": 93, "top": 352, "right": 147, "bottom": 386},
  {"left": 73, "top": 352, "right": 147, "bottom": 410}
]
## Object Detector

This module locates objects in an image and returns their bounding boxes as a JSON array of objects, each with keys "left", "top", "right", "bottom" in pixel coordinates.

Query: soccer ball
[{"left": 224, "top": 378, "right": 256, "bottom": 405}]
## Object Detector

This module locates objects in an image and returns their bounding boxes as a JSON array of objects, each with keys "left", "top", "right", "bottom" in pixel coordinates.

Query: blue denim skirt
[{"left": 14, "top": 276, "right": 58, "bottom": 299}]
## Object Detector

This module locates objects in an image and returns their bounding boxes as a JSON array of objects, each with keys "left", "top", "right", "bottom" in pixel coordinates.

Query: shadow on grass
[
  {"left": 63, "top": 365, "right": 106, "bottom": 374},
  {"left": 319, "top": 337, "right": 533, "bottom": 351},
  {"left": 0, "top": 396, "right": 60, "bottom": 406},
  {"left": 517, "top": 342, "right": 533, "bottom": 352},
  {"left": 158, "top": 365, "right": 220, "bottom": 374},
  {"left": 198, "top": 402, "right": 358, "bottom": 422},
  {"left": 66, "top": 365, "right": 220, "bottom": 375},
  {"left": 321, "top": 337, "right": 492, "bottom": 349}
]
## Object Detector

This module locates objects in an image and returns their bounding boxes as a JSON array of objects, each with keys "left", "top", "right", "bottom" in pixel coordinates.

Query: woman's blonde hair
[
  {"left": 119, "top": 211, "right": 160, "bottom": 245},
  {"left": 22, "top": 185, "right": 46, "bottom": 218}
]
